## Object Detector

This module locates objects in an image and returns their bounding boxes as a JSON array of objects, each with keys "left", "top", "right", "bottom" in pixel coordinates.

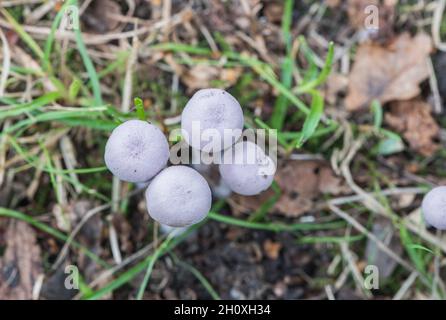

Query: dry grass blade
[{"left": 0, "top": 28, "right": 11, "bottom": 96}]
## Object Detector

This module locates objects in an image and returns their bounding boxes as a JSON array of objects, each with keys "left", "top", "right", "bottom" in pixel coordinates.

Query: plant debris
[
  {"left": 346, "top": 33, "right": 432, "bottom": 111},
  {"left": 0, "top": 221, "right": 42, "bottom": 300},
  {"left": 385, "top": 99, "right": 440, "bottom": 156},
  {"left": 230, "top": 160, "right": 348, "bottom": 218}
]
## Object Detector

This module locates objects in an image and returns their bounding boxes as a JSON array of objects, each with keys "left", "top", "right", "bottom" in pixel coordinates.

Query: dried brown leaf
[
  {"left": 229, "top": 160, "right": 348, "bottom": 218},
  {"left": 182, "top": 65, "right": 242, "bottom": 91},
  {"left": 324, "top": 73, "right": 349, "bottom": 105},
  {"left": 0, "top": 220, "right": 42, "bottom": 300},
  {"left": 326, "top": 0, "right": 341, "bottom": 8},
  {"left": 264, "top": 2, "right": 283, "bottom": 24},
  {"left": 346, "top": 33, "right": 432, "bottom": 111},
  {"left": 82, "top": 0, "right": 121, "bottom": 33},
  {"left": 347, "top": 0, "right": 395, "bottom": 42},
  {"left": 347, "top": 0, "right": 379, "bottom": 29},
  {"left": 385, "top": 99, "right": 439, "bottom": 156},
  {"left": 263, "top": 239, "right": 281, "bottom": 260}
]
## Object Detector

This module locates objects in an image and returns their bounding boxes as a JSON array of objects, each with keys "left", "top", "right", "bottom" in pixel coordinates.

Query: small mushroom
[
  {"left": 219, "top": 141, "right": 276, "bottom": 196},
  {"left": 145, "top": 165, "right": 212, "bottom": 227},
  {"left": 104, "top": 120, "right": 170, "bottom": 183},
  {"left": 181, "top": 88, "right": 244, "bottom": 153},
  {"left": 421, "top": 186, "right": 446, "bottom": 230}
]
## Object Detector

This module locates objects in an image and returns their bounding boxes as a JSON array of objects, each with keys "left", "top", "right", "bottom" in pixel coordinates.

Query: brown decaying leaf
[
  {"left": 347, "top": 0, "right": 379, "bottom": 29},
  {"left": 326, "top": 0, "right": 341, "bottom": 8},
  {"left": 263, "top": 239, "right": 281, "bottom": 260},
  {"left": 347, "top": 0, "right": 395, "bottom": 42},
  {"left": 365, "top": 218, "right": 402, "bottom": 279},
  {"left": 385, "top": 99, "right": 439, "bottom": 157},
  {"left": 229, "top": 160, "right": 348, "bottom": 218},
  {"left": 346, "top": 33, "right": 432, "bottom": 111},
  {"left": 82, "top": 0, "right": 121, "bottom": 33},
  {"left": 264, "top": 2, "right": 283, "bottom": 24},
  {"left": 324, "top": 73, "right": 349, "bottom": 105},
  {"left": 164, "top": 54, "right": 242, "bottom": 92},
  {"left": 181, "top": 65, "right": 243, "bottom": 91},
  {"left": 0, "top": 220, "right": 42, "bottom": 299}
]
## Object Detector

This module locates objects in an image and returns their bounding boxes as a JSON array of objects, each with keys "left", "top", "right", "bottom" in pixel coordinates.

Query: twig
[
  {"left": 109, "top": 217, "right": 123, "bottom": 264},
  {"left": 0, "top": 9, "right": 192, "bottom": 45},
  {"left": 340, "top": 241, "right": 372, "bottom": 298},
  {"left": 328, "top": 204, "right": 418, "bottom": 274},
  {"left": 432, "top": 0, "right": 446, "bottom": 51},
  {"left": 427, "top": 57, "right": 443, "bottom": 114},
  {"left": 0, "top": 28, "right": 11, "bottom": 96},
  {"left": 393, "top": 271, "right": 418, "bottom": 300}
]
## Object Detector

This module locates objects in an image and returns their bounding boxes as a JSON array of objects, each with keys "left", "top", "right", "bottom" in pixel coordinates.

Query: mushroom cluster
[{"left": 104, "top": 88, "right": 276, "bottom": 227}]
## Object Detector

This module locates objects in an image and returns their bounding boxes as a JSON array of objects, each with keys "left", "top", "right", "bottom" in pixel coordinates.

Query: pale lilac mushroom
[
  {"left": 219, "top": 141, "right": 276, "bottom": 196},
  {"left": 145, "top": 166, "right": 212, "bottom": 227},
  {"left": 421, "top": 186, "right": 446, "bottom": 230},
  {"left": 181, "top": 88, "right": 244, "bottom": 153},
  {"left": 104, "top": 120, "right": 169, "bottom": 183}
]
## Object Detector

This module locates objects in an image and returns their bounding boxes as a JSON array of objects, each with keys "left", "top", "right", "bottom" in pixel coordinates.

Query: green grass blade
[
  {"left": 371, "top": 99, "right": 383, "bottom": 131},
  {"left": 72, "top": 1, "right": 103, "bottom": 106},
  {"left": 0, "top": 91, "right": 60, "bottom": 120},
  {"left": 298, "top": 234, "right": 364, "bottom": 244},
  {"left": 296, "top": 89, "right": 324, "bottom": 147},
  {"left": 208, "top": 212, "right": 345, "bottom": 232},
  {"left": 43, "top": 0, "right": 76, "bottom": 72},
  {"left": 68, "top": 79, "right": 82, "bottom": 101},
  {"left": 136, "top": 235, "right": 175, "bottom": 300},
  {"left": 0, "top": 8, "right": 44, "bottom": 59},
  {"left": 295, "top": 41, "right": 334, "bottom": 94},
  {"left": 2, "top": 106, "right": 108, "bottom": 136},
  {"left": 173, "top": 255, "right": 221, "bottom": 300},
  {"left": 134, "top": 97, "right": 146, "bottom": 121},
  {"left": 270, "top": 0, "right": 295, "bottom": 130},
  {"left": 84, "top": 222, "right": 203, "bottom": 300}
]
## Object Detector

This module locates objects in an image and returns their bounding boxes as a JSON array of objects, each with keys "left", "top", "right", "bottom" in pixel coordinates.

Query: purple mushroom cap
[
  {"left": 104, "top": 120, "right": 170, "bottom": 183},
  {"left": 421, "top": 186, "right": 446, "bottom": 230},
  {"left": 219, "top": 141, "right": 276, "bottom": 196},
  {"left": 181, "top": 88, "right": 244, "bottom": 153},
  {"left": 145, "top": 166, "right": 212, "bottom": 227}
]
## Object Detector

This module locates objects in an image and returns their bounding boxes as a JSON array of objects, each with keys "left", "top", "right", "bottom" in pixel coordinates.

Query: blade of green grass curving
[{"left": 270, "top": 0, "right": 294, "bottom": 130}]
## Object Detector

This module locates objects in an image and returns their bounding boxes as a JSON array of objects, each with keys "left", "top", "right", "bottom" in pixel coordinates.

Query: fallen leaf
[
  {"left": 365, "top": 218, "right": 402, "bottom": 279},
  {"left": 263, "top": 239, "right": 281, "bottom": 260},
  {"left": 0, "top": 220, "right": 42, "bottom": 299},
  {"left": 347, "top": 0, "right": 395, "bottom": 42},
  {"left": 347, "top": 0, "right": 379, "bottom": 29},
  {"left": 229, "top": 160, "right": 348, "bottom": 218},
  {"left": 385, "top": 99, "right": 439, "bottom": 156},
  {"left": 182, "top": 64, "right": 242, "bottom": 91},
  {"left": 82, "top": 0, "right": 121, "bottom": 33},
  {"left": 264, "top": 2, "right": 283, "bottom": 24},
  {"left": 346, "top": 33, "right": 432, "bottom": 111},
  {"left": 274, "top": 161, "right": 347, "bottom": 217},
  {"left": 326, "top": 0, "right": 341, "bottom": 8},
  {"left": 324, "top": 73, "right": 349, "bottom": 105}
]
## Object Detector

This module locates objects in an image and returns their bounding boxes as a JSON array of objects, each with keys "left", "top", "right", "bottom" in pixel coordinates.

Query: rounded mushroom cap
[
  {"left": 145, "top": 166, "right": 212, "bottom": 227},
  {"left": 104, "top": 120, "right": 170, "bottom": 183},
  {"left": 181, "top": 88, "right": 244, "bottom": 152},
  {"left": 421, "top": 186, "right": 446, "bottom": 230},
  {"left": 219, "top": 141, "right": 276, "bottom": 196}
]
